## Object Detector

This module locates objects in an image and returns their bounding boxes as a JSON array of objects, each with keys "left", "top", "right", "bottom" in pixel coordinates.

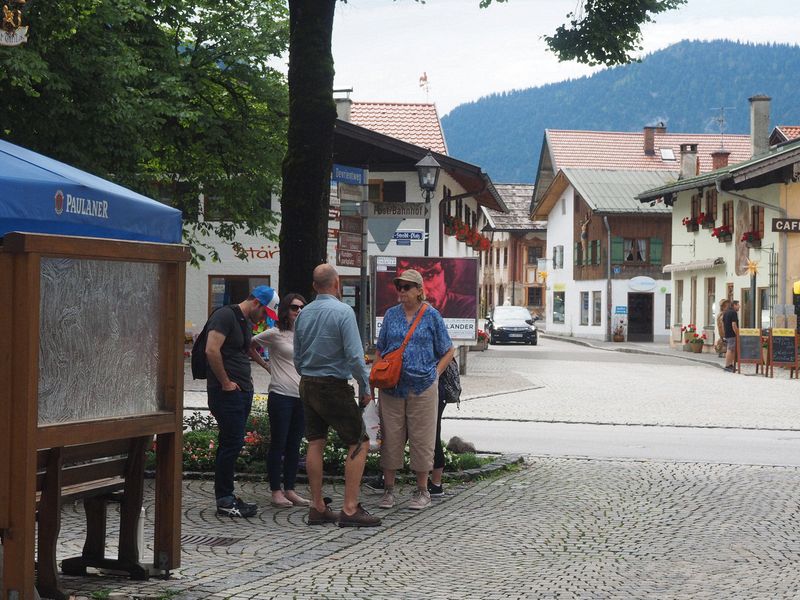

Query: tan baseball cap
[{"left": 393, "top": 269, "right": 423, "bottom": 288}]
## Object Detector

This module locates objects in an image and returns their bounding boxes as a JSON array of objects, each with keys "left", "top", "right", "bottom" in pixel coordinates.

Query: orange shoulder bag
[{"left": 369, "top": 304, "right": 428, "bottom": 389}]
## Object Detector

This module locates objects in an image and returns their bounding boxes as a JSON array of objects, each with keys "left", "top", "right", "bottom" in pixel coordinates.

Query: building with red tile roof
[
  {"left": 769, "top": 125, "right": 800, "bottom": 146},
  {"left": 349, "top": 101, "right": 448, "bottom": 155},
  {"left": 533, "top": 127, "right": 751, "bottom": 213}
]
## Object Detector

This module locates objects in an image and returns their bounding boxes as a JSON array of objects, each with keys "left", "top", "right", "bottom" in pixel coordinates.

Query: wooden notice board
[
  {"left": 736, "top": 328, "right": 763, "bottom": 373},
  {"left": 768, "top": 328, "right": 799, "bottom": 378}
]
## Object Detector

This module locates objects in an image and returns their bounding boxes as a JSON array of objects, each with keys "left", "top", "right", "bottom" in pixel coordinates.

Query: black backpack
[
  {"left": 438, "top": 359, "right": 462, "bottom": 408},
  {"left": 191, "top": 305, "right": 250, "bottom": 380}
]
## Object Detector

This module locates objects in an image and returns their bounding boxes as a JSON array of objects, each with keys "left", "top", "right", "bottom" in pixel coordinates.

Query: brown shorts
[{"left": 299, "top": 376, "right": 367, "bottom": 446}]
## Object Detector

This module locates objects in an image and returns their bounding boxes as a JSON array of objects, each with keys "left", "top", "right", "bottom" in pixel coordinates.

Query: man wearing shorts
[
  {"left": 723, "top": 300, "right": 740, "bottom": 372},
  {"left": 294, "top": 264, "right": 380, "bottom": 527}
]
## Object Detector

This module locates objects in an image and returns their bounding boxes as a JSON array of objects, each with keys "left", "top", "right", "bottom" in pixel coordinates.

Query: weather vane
[
  {"left": 0, "top": 0, "right": 27, "bottom": 46},
  {"left": 419, "top": 71, "right": 429, "bottom": 102}
]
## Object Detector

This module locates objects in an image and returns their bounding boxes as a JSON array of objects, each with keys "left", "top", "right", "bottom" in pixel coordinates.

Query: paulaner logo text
[{"left": 66, "top": 194, "right": 109, "bottom": 219}]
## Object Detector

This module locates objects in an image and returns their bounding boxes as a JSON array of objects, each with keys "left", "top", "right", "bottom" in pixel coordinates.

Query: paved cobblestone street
[
  {"left": 50, "top": 339, "right": 800, "bottom": 598},
  {"left": 59, "top": 458, "right": 800, "bottom": 599}
]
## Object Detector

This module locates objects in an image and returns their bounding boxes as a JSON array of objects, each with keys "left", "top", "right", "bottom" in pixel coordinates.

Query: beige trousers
[{"left": 378, "top": 381, "right": 438, "bottom": 473}]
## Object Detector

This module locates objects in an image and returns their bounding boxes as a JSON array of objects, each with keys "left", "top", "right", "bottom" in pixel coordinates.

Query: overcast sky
[{"left": 330, "top": 0, "right": 800, "bottom": 116}]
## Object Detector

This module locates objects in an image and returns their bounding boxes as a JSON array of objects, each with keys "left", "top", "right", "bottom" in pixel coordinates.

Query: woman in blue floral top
[{"left": 375, "top": 269, "right": 454, "bottom": 511}]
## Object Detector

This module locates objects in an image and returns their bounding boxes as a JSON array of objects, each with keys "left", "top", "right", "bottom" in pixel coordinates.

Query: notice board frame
[
  {"left": 0, "top": 232, "right": 188, "bottom": 599},
  {"left": 768, "top": 328, "right": 799, "bottom": 379},
  {"left": 736, "top": 328, "right": 763, "bottom": 374}
]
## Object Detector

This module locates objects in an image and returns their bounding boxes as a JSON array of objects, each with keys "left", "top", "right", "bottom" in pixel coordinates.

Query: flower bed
[
  {"left": 711, "top": 224, "right": 732, "bottom": 243},
  {"left": 150, "top": 396, "right": 483, "bottom": 476}
]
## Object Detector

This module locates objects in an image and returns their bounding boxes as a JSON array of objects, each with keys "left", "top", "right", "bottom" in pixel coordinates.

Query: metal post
[
  {"left": 751, "top": 273, "right": 757, "bottom": 329},
  {"left": 359, "top": 202, "right": 368, "bottom": 349}
]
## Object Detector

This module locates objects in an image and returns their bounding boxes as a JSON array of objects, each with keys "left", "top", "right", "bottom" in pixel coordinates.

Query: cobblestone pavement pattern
[{"left": 59, "top": 457, "right": 800, "bottom": 599}]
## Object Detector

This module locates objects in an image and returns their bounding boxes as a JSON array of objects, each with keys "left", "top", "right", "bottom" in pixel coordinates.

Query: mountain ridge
[{"left": 441, "top": 40, "right": 800, "bottom": 183}]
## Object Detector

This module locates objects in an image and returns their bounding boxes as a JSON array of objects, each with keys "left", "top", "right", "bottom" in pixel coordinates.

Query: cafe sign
[{"left": 772, "top": 218, "right": 800, "bottom": 232}]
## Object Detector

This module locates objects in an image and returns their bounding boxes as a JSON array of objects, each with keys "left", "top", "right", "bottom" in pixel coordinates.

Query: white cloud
[{"left": 331, "top": 0, "right": 800, "bottom": 114}]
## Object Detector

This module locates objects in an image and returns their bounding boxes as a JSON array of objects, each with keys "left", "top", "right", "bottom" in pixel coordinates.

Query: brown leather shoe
[
  {"left": 338, "top": 503, "right": 381, "bottom": 528},
  {"left": 308, "top": 497, "right": 339, "bottom": 525}
]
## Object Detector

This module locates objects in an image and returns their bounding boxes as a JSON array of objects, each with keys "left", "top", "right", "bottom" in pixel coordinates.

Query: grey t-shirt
[{"left": 206, "top": 305, "right": 253, "bottom": 392}]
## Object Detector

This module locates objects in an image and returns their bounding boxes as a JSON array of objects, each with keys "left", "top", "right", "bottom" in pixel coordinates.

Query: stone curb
[
  {"left": 145, "top": 453, "right": 524, "bottom": 485},
  {"left": 541, "top": 332, "right": 724, "bottom": 368}
]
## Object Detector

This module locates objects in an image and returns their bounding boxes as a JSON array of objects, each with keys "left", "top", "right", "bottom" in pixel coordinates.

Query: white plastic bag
[{"left": 362, "top": 400, "right": 382, "bottom": 451}]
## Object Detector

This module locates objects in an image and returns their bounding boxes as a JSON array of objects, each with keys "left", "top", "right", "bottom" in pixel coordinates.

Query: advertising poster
[{"left": 373, "top": 255, "right": 478, "bottom": 341}]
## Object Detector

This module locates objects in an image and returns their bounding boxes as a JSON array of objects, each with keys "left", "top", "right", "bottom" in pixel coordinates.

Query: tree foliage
[
  {"left": 543, "top": 0, "right": 687, "bottom": 66},
  {"left": 0, "top": 0, "right": 289, "bottom": 264}
]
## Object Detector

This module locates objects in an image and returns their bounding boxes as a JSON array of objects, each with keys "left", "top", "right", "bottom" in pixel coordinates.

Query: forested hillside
[{"left": 441, "top": 40, "right": 800, "bottom": 183}]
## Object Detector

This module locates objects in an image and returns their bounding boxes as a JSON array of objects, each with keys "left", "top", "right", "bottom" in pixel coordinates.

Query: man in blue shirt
[{"left": 294, "top": 264, "right": 380, "bottom": 528}]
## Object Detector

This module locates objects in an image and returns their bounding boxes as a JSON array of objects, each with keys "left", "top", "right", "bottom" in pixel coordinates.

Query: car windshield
[{"left": 493, "top": 307, "right": 531, "bottom": 321}]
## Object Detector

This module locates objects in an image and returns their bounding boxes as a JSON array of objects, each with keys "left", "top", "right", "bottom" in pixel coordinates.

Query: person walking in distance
[
  {"left": 723, "top": 300, "right": 740, "bottom": 372},
  {"left": 294, "top": 264, "right": 381, "bottom": 527},
  {"left": 251, "top": 293, "right": 310, "bottom": 509},
  {"left": 206, "top": 286, "right": 279, "bottom": 517},
  {"left": 716, "top": 299, "right": 730, "bottom": 358}
]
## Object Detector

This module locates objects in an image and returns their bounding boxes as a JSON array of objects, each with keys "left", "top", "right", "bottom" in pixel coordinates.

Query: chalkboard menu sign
[
  {"left": 736, "top": 328, "right": 763, "bottom": 372},
  {"left": 768, "top": 328, "right": 799, "bottom": 379}
]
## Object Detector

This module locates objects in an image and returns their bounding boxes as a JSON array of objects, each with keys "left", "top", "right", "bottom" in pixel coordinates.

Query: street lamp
[
  {"left": 416, "top": 151, "right": 441, "bottom": 256},
  {"left": 415, "top": 151, "right": 441, "bottom": 202}
]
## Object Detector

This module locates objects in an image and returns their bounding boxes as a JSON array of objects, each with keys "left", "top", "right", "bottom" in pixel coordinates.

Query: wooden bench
[{"left": 34, "top": 436, "right": 152, "bottom": 600}]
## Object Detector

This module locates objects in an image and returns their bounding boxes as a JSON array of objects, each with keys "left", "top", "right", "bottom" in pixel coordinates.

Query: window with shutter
[
  {"left": 574, "top": 242, "right": 580, "bottom": 265},
  {"left": 610, "top": 237, "right": 624, "bottom": 263},
  {"left": 594, "top": 240, "right": 601, "bottom": 265},
  {"left": 650, "top": 238, "right": 663, "bottom": 265}
]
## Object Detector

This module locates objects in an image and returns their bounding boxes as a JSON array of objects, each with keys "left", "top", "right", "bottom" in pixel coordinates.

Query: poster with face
[{"left": 372, "top": 256, "right": 478, "bottom": 341}]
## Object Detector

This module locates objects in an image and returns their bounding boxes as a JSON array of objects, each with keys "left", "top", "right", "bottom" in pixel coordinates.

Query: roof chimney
[
  {"left": 679, "top": 143, "right": 698, "bottom": 179},
  {"left": 643, "top": 122, "right": 666, "bottom": 155},
  {"left": 749, "top": 94, "right": 771, "bottom": 157},
  {"left": 711, "top": 149, "right": 731, "bottom": 170},
  {"left": 335, "top": 97, "right": 352, "bottom": 122}
]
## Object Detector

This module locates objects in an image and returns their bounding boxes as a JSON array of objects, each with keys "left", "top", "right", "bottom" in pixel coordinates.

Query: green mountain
[{"left": 441, "top": 40, "right": 800, "bottom": 183}]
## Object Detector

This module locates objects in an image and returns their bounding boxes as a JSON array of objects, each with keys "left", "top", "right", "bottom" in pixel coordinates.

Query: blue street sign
[
  {"left": 396, "top": 239, "right": 411, "bottom": 246},
  {"left": 615, "top": 306, "right": 628, "bottom": 314},
  {"left": 392, "top": 230, "right": 424, "bottom": 241},
  {"left": 332, "top": 164, "right": 367, "bottom": 185}
]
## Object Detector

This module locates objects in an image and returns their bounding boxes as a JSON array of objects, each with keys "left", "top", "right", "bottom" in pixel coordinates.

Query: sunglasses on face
[
  {"left": 395, "top": 283, "right": 416, "bottom": 292},
  {"left": 289, "top": 304, "right": 304, "bottom": 312}
]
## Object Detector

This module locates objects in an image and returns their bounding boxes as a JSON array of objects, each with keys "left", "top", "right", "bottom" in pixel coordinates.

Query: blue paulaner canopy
[{"left": 0, "top": 139, "right": 182, "bottom": 243}]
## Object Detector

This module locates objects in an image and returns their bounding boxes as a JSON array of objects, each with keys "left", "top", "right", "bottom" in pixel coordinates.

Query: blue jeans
[
  {"left": 267, "top": 392, "right": 305, "bottom": 491},
  {"left": 208, "top": 388, "right": 253, "bottom": 502}
]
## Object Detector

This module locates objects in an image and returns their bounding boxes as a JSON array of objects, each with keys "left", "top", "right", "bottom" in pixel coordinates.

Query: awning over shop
[
  {"left": 662, "top": 257, "right": 725, "bottom": 273},
  {"left": 0, "top": 139, "right": 182, "bottom": 244}
]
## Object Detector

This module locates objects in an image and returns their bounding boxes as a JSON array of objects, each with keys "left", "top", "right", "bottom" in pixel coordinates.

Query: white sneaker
[
  {"left": 378, "top": 488, "right": 395, "bottom": 509},
  {"left": 408, "top": 488, "right": 431, "bottom": 510}
]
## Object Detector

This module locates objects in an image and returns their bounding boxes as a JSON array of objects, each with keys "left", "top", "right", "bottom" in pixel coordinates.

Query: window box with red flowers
[
  {"left": 697, "top": 212, "right": 715, "bottom": 229},
  {"left": 682, "top": 216, "right": 698, "bottom": 232},
  {"left": 711, "top": 224, "right": 732, "bottom": 243},
  {"left": 741, "top": 230, "right": 761, "bottom": 248}
]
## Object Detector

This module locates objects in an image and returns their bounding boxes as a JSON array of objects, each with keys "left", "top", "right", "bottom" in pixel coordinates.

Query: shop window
[
  {"left": 580, "top": 292, "right": 589, "bottom": 325},
  {"left": 527, "top": 286, "right": 543, "bottom": 307},
  {"left": 705, "top": 277, "right": 716, "bottom": 327},
  {"left": 208, "top": 275, "right": 271, "bottom": 315},
  {"left": 383, "top": 181, "right": 406, "bottom": 203},
  {"left": 592, "top": 291, "right": 602, "bottom": 325},
  {"left": 665, "top": 293, "right": 671, "bottom": 330},
  {"left": 552, "top": 291, "right": 565, "bottom": 323}
]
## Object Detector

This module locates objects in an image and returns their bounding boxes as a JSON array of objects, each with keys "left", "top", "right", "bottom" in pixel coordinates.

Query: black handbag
[{"left": 438, "top": 359, "right": 462, "bottom": 407}]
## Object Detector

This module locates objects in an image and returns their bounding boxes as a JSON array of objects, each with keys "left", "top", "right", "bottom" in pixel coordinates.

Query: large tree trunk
[{"left": 279, "top": 0, "right": 337, "bottom": 300}]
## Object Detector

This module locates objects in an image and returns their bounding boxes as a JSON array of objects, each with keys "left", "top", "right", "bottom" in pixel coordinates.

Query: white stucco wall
[
  {"left": 670, "top": 185, "right": 783, "bottom": 337},
  {"left": 544, "top": 188, "right": 574, "bottom": 334}
]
